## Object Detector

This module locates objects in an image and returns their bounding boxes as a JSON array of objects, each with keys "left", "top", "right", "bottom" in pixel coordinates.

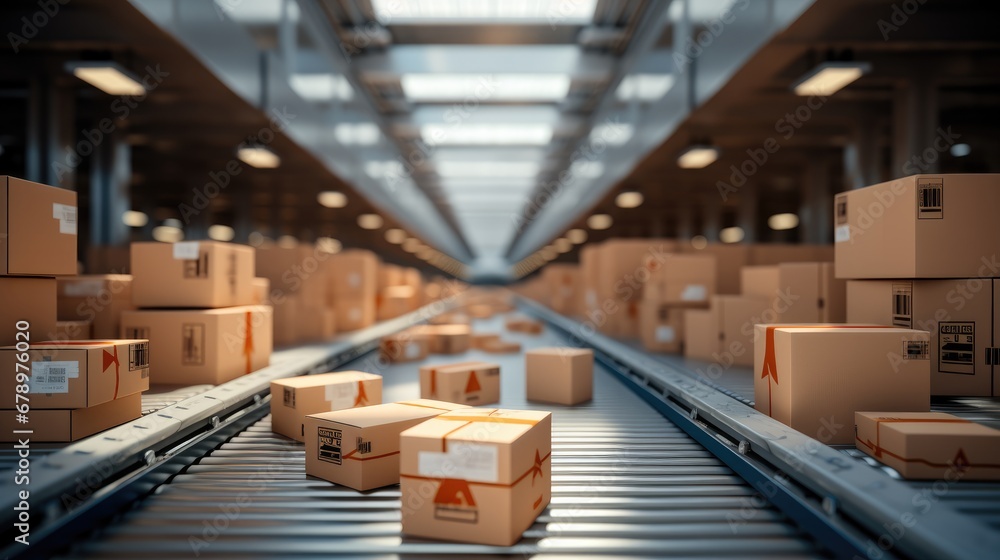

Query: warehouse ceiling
[{"left": 2, "top": 0, "right": 999, "bottom": 281}]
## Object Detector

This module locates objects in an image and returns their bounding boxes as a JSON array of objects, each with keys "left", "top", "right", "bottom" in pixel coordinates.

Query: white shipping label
[
  {"left": 52, "top": 203, "right": 78, "bottom": 235},
  {"left": 29, "top": 361, "right": 80, "bottom": 394},
  {"left": 418, "top": 443, "right": 499, "bottom": 483},
  {"left": 404, "top": 342, "right": 420, "bottom": 359},
  {"left": 680, "top": 284, "right": 707, "bottom": 301},
  {"left": 349, "top": 273, "right": 361, "bottom": 288},
  {"left": 173, "top": 241, "right": 201, "bottom": 260},
  {"left": 325, "top": 382, "right": 358, "bottom": 409},
  {"left": 63, "top": 279, "right": 105, "bottom": 297},
  {"left": 834, "top": 225, "right": 851, "bottom": 243},
  {"left": 655, "top": 326, "right": 675, "bottom": 343}
]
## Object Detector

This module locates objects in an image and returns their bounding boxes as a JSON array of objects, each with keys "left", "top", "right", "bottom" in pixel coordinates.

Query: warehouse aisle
[{"left": 62, "top": 314, "right": 826, "bottom": 558}]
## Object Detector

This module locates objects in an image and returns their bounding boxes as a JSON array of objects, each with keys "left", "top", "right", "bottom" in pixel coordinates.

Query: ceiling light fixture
[
  {"left": 587, "top": 214, "right": 613, "bottom": 230},
  {"left": 66, "top": 62, "right": 145, "bottom": 96},
  {"left": 421, "top": 124, "right": 553, "bottom": 146},
  {"left": 317, "top": 191, "right": 348, "bottom": 208},
  {"left": 719, "top": 226, "right": 745, "bottom": 244},
  {"left": 372, "top": 0, "right": 597, "bottom": 24},
  {"left": 237, "top": 145, "right": 280, "bottom": 169},
  {"left": 690, "top": 235, "right": 709, "bottom": 250},
  {"left": 385, "top": 228, "right": 407, "bottom": 244},
  {"left": 208, "top": 224, "right": 235, "bottom": 242},
  {"left": 152, "top": 225, "right": 183, "bottom": 243},
  {"left": 792, "top": 61, "right": 871, "bottom": 97},
  {"left": 401, "top": 74, "right": 571, "bottom": 102},
  {"left": 357, "top": 214, "right": 384, "bottom": 230},
  {"left": 615, "top": 191, "right": 644, "bottom": 208},
  {"left": 677, "top": 145, "right": 719, "bottom": 169},
  {"left": 767, "top": 213, "right": 800, "bottom": 231},
  {"left": 121, "top": 210, "right": 149, "bottom": 228}
]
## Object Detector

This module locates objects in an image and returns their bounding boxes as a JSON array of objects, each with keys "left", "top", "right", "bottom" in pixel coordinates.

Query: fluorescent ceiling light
[
  {"left": 421, "top": 124, "right": 553, "bottom": 146},
  {"left": 152, "top": 226, "right": 183, "bottom": 243},
  {"left": 677, "top": 145, "right": 719, "bottom": 169},
  {"left": 950, "top": 143, "right": 971, "bottom": 157},
  {"left": 372, "top": 0, "right": 597, "bottom": 24},
  {"left": 238, "top": 146, "right": 280, "bottom": 168},
  {"left": 792, "top": 62, "right": 870, "bottom": 96},
  {"left": 214, "top": 0, "right": 298, "bottom": 24},
  {"left": 438, "top": 178, "right": 538, "bottom": 192},
  {"left": 587, "top": 214, "right": 613, "bottom": 230},
  {"left": 208, "top": 224, "right": 235, "bottom": 241},
  {"left": 590, "top": 123, "right": 634, "bottom": 146},
  {"left": 290, "top": 74, "right": 354, "bottom": 102},
  {"left": 277, "top": 235, "right": 298, "bottom": 248},
  {"left": 67, "top": 63, "right": 145, "bottom": 96},
  {"left": 316, "top": 237, "right": 342, "bottom": 254},
  {"left": 566, "top": 228, "right": 587, "bottom": 244},
  {"left": 365, "top": 160, "right": 406, "bottom": 179},
  {"left": 401, "top": 74, "right": 571, "bottom": 102},
  {"left": 121, "top": 210, "right": 148, "bottom": 227},
  {"left": 616, "top": 74, "right": 675, "bottom": 102},
  {"left": 385, "top": 228, "right": 407, "bottom": 244},
  {"left": 436, "top": 161, "right": 540, "bottom": 178},
  {"left": 317, "top": 191, "right": 348, "bottom": 208},
  {"left": 768, "top": 213, "right": 800, "bottom": 231},
  {"left": 570, "top": 160, "right": 604, "bottom": 179},
  {"left": 690, "top": 235, "right": 708, "bottom": 250},
  {"left": 163, "top": 218, "right": 183, "bottom": 229},
  {"left": 334, "top": 123, "right": 381, "bottom": 146},
  {"left": 358, "top": 213, "right": 384, "bottom": 230},
  {"left": 615, "top": 191, "right": 644, "bottom": 209},
  {"left": 669, "top": 0, "right": 734, "bottom": 22},
  {"left": 720, "top": 226, "right": 745, "bottom": 244}
]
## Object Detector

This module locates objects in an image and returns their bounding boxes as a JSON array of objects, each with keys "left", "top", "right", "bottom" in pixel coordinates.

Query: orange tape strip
[
  {"left": 400, "top": 451, "right": 552, "bottom": 489},
  {"left": 856, "top": 418, "right": 1000, "bottom": 469}
]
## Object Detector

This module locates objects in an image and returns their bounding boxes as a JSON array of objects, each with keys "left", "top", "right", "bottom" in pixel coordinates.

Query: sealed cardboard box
[
  {"left": 683, "top": 309, "right": 717, "bottom": 361},
  {"left": 271, "top": 296, "right": 299, "bottom": 347},
  {"left": 465, "top": 304, "right": 495, "bottom": 319},
  {"left": 255, "top": 244, "right": 330, "bottom": 303},
  {"left": 855, "top": 411, "right": 1000, "bottom": 480},
  {"left": 121, "top": 305, "right": 272, "bottom": 385},
  {"left": 0, "top": 277, "right": 56, "bottom": 346},
  {"left": 429, "top": 313, "right": 470, "bottom": 325},
  {"left": 526, "top": 348, "right": 593, "bottom": 405},
  {"left": 329, "top": 250, "right": 378, "bottom": 329},
  {"left": 754, "top": 325, "right": 930, "bottom": 444},
  {"left": 334, "top": 300, "right": 375, "bottom": 332},
  {"left": 131, "top": 241, "right": 255, "bottom": 308},
  {"left": 505, "top": 317, "right": 543, "bottom": 335},
  {"left": 377, "top": 286, "right": 416, "bottom": 320},
  {"left": 741, "top": 266, "right": 780, "bottom": 298},
  {"left": 57, "top": 275, "right": 134, "bottom": 339},
  {"left": 542, "top": 264, "right": 580, "bottom": 315},
  {"left": 420, "top": 361, "right": 500, "bottom": 405},
  {"left": 681, "top": 243, "right": 750, "bottom": 295},
  {"left": 0, "top": 340, "right": 150, "bottom": 409},
  {"left": 777, "top": 263, "right": 846, "bottom": 323},
  {"left": 379, "top": 334, "right": 428, "bottom": 363},
  {"left": 378, "top": 263, "right": 403, "bottom": 290},
  {"left": 481, "top": 340, "right": 521, "bottom": 354},
  {"left": 252, "top": 277, "right": 270, "bottom": 305},
  {"left": 470, "top": 333, "right": 500, "bottom": 349},
  {"left": 413, "top": 325, "right": 471, "bottom": 354},
  {"left": 835, "top": 174, "right": 1000, "bottom": 278},
  {"left": 645, "top": 254, "right": 716, "bottom": 305},
  {"left": 305, "top": 399, "right": 469, "bottom": 491},
  {"left": 0, "top": 392, "right": 141, "bottom": 443},
  {"left": 0, "top": 176, "right": 77, "bottom": 276},
  {"left": 639, "top": 303, "right": 685, "bottom": 353},
  {"left": 847, "top": 279, "right": 997, "bottom": 396},
  {"left": 297, "top": 304, "right": 336, "bottom": 342},
  {"left": 54, "top": 320, "right": 92, "bottom": 341},
  {"left": 270, "top": 371, "right": 382, "bottom": 442},
  {"left": 400, "top": 408, "right": 552, "bottom": 546},
  {"left": 684, "top": 296, "right": 773, "bottom": 366}
]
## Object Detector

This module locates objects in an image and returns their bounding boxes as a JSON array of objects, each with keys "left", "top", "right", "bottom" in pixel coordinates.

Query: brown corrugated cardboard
[
  {"left": 400, "top": 408, "right": 552, "bottom": 546},
  {"left": 0, "top": 340, "right": 149, "bottom": 409},
  {"left": 54, "top": 320, "right": 91, "bottom": 341},
  {"left": 741, "top": 266, "right": 780, "bottom": 298},
  {"left": 378, "top": 263, "right": 403, "bottom": 290},
  {"left": 681, "top": 243, "right": 750, "bottom": 295},
  {"left": 0, "top": 176, "right": 77, "bottom": 276},
  {"left": 252, "top": 277, "right": 270, "bottom": 305},
  {"left": 297, "top": 304, "right": 336, "bottom": 342},
  {"left": 754, "top": 325, "right": 930, "bottom": 444},
  {"left": 270, "top": 371, "right": 382, "bottom": 442},
  {"left": 687, "top": 295, "right": 774, "bottom": 367},
  {"left": 585, "top": 239, "right": 678, "bottom": 337},
  {"left": 505, "top": 317, "right": 543, "bottom": 335},
  {"left": 834, "top": 174, "right": 1000, "bottom": 278},
  {"left": 0, "top": 277, "right": 56, "bottom": 346},
  {"left": 645, "top": 254, "right": 716, "bottom": 306},
  {"left": 330, "top": 250, "right": 378, "bottom": 331},
  {"left": 305, "top": 399, "right": 469, "bottom": 491},
  {"left": 271, "top": 296, "right": 299, "bottom": 347},
  {"left": 542, "top": 264, "right": 580, "bottom": 316},
  {"left": 777, "top": 263, "right": 846, "bottom": 323},
  {"left": 419, "top": 361, "right": 500, "bottom": 405},
  {"left": 377, "top": 285, "right": 416, "bottom": 320},
  {"left": 121, "top": 305, "right": 272, "bottom": 385},
  {"left": 683, "top": 309, "right": 717, "bottom": 361},
  {"left": 379, "top": 334, "right": 428, "bottom": 363},
  {"left": 847, "top": 279, "right": 996, "bottom": 396},
  {"left": 413, "top": 324, "right": 472, "bottom": 354},
  {"left": 0, "top": 392, "right": 141, "bottom": 443},
  {"left": 57, "top": 275, "right": 134, "bottom": 339},
  {"left": 470, "top": 333, "right": 500, "bottom": 349},
  {"left": 481, "top": 340, "right": 521, "bottom": 354},
  {"left": 526, "top": 348, "right": 593, "bottom": 405},
  {"left": 639, "top": 303, "right": 685, "bottom": 353},
  {"left": 855, "top": 412, "right": 1000, "bottom": 480},
  {"left": 429, "top": 313, "right": 471, "bottom": 325},
  {"left": 255, "top": 244, "right": 330, "bottom": 303},
  {"left": 131, "top": 241, "right": 255, "bottom": 308}
]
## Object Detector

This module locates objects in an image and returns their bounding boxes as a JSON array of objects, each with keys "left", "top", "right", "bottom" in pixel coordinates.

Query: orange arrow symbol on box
[
  {"left": 464, "top": 371, "right": 481, "bottom": 394},
  {"left": 354, "top": 381, "right": 369, "bottom": 407},
  {"left": 244, "top": 311, "right": 254, "bottom": 374},
  {"left": 103, "top": 346, "right": 121, "bottom": 399}
]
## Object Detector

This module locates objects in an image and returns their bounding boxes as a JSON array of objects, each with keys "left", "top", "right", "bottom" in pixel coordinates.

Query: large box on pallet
[
  {"left": 121, "top": 305, "right": 272, "bottom": 385},
  {"left": 0, "top": 393, "right": 141, "bottom": 442},
  {"left": 131, "top": 241, "right": 255, "bottom": 308},
  {"left": 847, "top": 279, "right": 998, "bottom": 396},
  {"left": 834, "top": 174, "right": 1000, "bottom": 279},
  {"left": 270, "top": 371, "right": 382, "bottom": 442},
  {"left": 400, "top": 409, "right": 552, "bottom": 546},
  {"left": 1, "top": 176, "right": 77, "bottom": 276},
  {"left": 57, "top": 275, "right": 134, "bottom": 339},
  {"left": 754, "top": 325, "right": 930, "bottom": 445}
]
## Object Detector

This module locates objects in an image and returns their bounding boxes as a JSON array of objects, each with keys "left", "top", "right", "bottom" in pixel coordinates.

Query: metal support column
[
  {"left": 892, "top": 77, "right": 939, "bottom": 177},
  {"left": 701, "top": 194, "right": 721, "bottom": 242},
  {"left": 800, "top": 155, "right": 831, "bottom": 244},
  {"left": 89, "top": 131, "right": 131, "bottom": 246},
  {"left": 737, "top": 183, "right": 758, "bottom": 243},
  {"left": 844, "top": 113, "right": 881, "bottom": 189},
  {"left": 26, "top": 73, "right": 76, "bottom": 190}
]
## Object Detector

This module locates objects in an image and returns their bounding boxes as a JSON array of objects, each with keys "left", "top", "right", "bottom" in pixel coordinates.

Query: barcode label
[
  {"left": 182, "top": 324, "right": 206, "bottom": 365},
  {"left": 917, "top": 178, "right": 943, "bottom": 219},
  {"left": 29, "top": 361, "right": 80, "bottom": 394},
  {"left": 318, "top": 427, "right": 343, "bottom": 465},
  {"left": 283, "top": 387, "right": 296, "bottom": 408},
  {"left": 183, "top": 253, "right": 210, "bottom": 279},
  {"left": 891, "top": 283, "right": 912, "bottom": 328},
  {"left": 53, "top": 203, "right": 78, "bottom": 235},
  {"left": 129, "top": 341, "right": 150, "bottom": 370},
  {"left": 903, "top": 340, "right": 930, "bottom": 360},
  {"left": 834, "top": 195, "right": 848, "bottom": 225}
]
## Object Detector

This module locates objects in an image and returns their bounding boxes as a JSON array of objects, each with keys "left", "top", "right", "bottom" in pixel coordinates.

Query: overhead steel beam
[{"left": 357, "top": 45, "right": 616, "bottom": 80}]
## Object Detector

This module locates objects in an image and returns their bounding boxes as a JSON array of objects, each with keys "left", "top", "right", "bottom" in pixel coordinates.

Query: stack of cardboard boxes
[
  {"left": 638, "top": 254, "right": 715, "bottom": 353},
  {"left": 1, "top": 176, "right": 148, "bottom": 441},
  {"left": 329, "top": 250, "right": 379, "bottom": 332},
  {"left": 541, "top": 264, "right": 581, "bottom": 316},
  {"left": 57, "top": 274, "right": 135, "bottom": 340},
  {"left": 255, "top": 243, "right": 335, "bottom": 345},
  {"left": 122, "top": 241, "right": 272, "bottom": 385}
]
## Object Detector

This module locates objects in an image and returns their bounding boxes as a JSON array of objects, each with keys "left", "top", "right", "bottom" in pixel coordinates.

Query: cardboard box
[
  {"left": 330, "top": 250, "right": 378, "bottom": 330},
  {"left": 419, "top": 361, "right": 500, "bottom": 405},
  {"left": 305, "top": 399, "right": 469, "bottom": 491},
  {"left": 252, "top": 277, "right": 270, "bottom": 305},
  {"left": 429, "top": 313, "right": 470, "bottom": 325},
  {"left": 639, "top": 303, "right": 685, "bottom": 353},
  {"left": 121, "top": 305, "right": 272, "bottom": 385},
  {"left": 271, "top": 296, "right": 299, "bottom": 347},
  {"left": 754, "top": 325, "right": 930, "bottom": 444},
  {"left": 585, "top": 239, "right": 678, "bottom": 337},
  {"left": 0, "top": 277, "right": 57, "bottom": 346},
  {"left": 683, "top": 296, "right": 774, "bottom": 366},
  {"left": 377, "top": 286, "right": 416, "bottom": 320},
  {"left": 683, "top": 309, "right": 717, "bottom": 361},
  {"left": 855, "top": 412, "right": 1000, "bottom": 480},
  {"left": 741, "top": 266, "right": 780, "bottom": 298},
  {"left": 847, "top": 279, "right": 998, "bottom": 396},
  {"left": 54, "top": 320, "right": 91, "bottom": 341},
  {"left": 0, "top": 176, "right": 77, "bottom": 276},
  {"left": 470, "top": 333, "right": 500, "bottom": 349},
  {"left": 465, "top": 304, "right": 495, "bottom": 319},
  {"left": 57, "top": 275, "right": 134, "bottom": 339},
  {"left": 481, "top": 340, "right": 521, "bottom": 354},
  {"left": 270, "top": 371, "right": 382, "bottom": 442},
  {"left": 414, "top": 325, "right": 471, "bottom": 354},
  {"left": 777, "top": 263, "right": 846, "bottom": 323},
  {"left": 131, "top": 241, "right": 255, "bottom": 308},
  {"left": 681, "top": 243, "right": 750, "bottom": 295},
  {"left": 0, "top": 392, "right": 141, "bottom": 443},
  {"left": 835, "top": 174, "right": 1000, "bottom": 278},
  {"left": 400, "top": 408, "right": 552, "bottom": 546},
  {"left": 542, "top": 264, "right": 580, "bottom": 316},
  {"left": 379, "top": 334, "right": 428, "bottom": 363},
  {"left": 505, "top": 317, "right": 543, "bottom": 335},
  {"left": 526, "top": 348, "right": 593, "bottom": 405},
  {"left": 0, "top": 340, "right": 150, "bottom": 409},
  {"left": 298, "top": 304, "right": 336, "bottom": 342},
  {"left": 645, "top": 254, "right": 716, "bottom": 305},
  {"left": 255, "top": 244, "right": 330, "bottom": 303},
  {"left": 85, "top": 245, "right": 130, "bottom": 275},
  {"left": 378, "top": 263, "right": 402, "bottom": 290}
]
